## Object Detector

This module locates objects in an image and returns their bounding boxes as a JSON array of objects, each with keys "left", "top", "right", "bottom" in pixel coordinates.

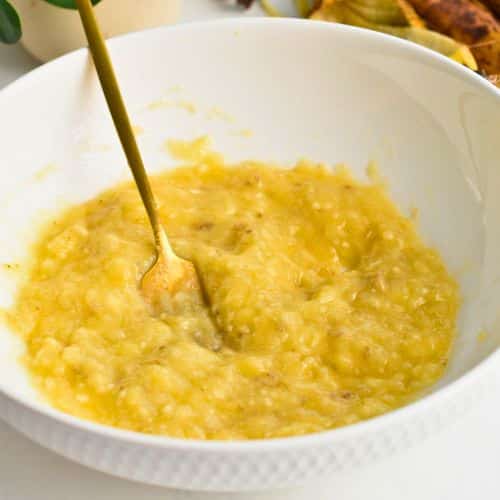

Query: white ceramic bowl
[{"left": 0, "top": 19, "right": 499, "bottom": 492}]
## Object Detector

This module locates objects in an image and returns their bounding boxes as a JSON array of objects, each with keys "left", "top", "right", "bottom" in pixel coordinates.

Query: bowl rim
[{"left": 1, "top": 16, "right": 499, "bottom": 453}]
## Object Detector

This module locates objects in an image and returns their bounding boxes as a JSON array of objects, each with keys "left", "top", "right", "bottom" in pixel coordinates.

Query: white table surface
[{"left": 1, "top": 2, "right": 499, "bottom": 499}]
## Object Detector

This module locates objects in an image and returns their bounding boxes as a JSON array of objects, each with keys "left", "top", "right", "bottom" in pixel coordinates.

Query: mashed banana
[{"left": 9, "top": 141, "right": 459, "bottom": 439}]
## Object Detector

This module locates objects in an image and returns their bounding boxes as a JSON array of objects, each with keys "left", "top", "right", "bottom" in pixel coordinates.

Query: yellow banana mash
[{"left": 9, "top": 139, "right": 458, "bottom": 439}]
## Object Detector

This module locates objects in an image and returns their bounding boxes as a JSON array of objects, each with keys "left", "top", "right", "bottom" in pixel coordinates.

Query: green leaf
[
  {"left": 0, "top": 0, "right": 21, "bottom": 44},
  {"left": 43, "top": 0, "right": 102, "bottom": 9}
]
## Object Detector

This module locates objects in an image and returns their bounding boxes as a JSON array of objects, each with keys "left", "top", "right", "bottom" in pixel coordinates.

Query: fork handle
[{"left": 76, "top": 0, "right": 167, "bottom": 252}]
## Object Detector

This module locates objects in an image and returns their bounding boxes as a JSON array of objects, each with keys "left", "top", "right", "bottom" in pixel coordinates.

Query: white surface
[
  {"left": 0, "top": 1, "right": 499, "bottom": 499},
  {"left": 2, "top": 17, "right": 499, "bottom": 491},
  {"left": 1, "top": 380, "right": 499, "bottom": 500}
]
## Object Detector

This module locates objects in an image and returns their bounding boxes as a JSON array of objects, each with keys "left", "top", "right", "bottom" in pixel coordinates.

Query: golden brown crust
[
  {"left": 408, "top": 0, "right": 498, "bottom": 42},
  {"left": 408, "top": 0, "right": 500, "bottom": 74},
  {"left": 480, "top": 0, "right": 500, "bottom": 17},
  {"left": 469, "top": 0, "right": 494, "bottom": 13}
]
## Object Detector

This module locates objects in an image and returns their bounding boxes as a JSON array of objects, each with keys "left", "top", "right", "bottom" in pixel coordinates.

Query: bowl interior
[{"left": 0, "top": 20, "right": 499, "bottom": 409}]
